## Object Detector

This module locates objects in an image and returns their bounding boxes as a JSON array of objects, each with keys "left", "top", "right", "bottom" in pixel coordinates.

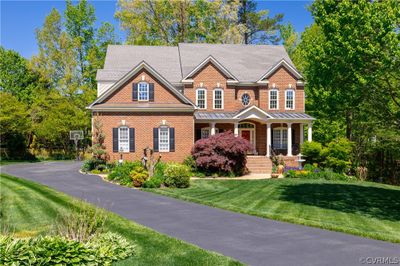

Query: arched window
[
  {"left": 285, "top": 89, "right": 295, "bottom": 110},
  {"left": 241, "top": 93, "right": 251, "bottom": 106},
  {"left": 269, "top": 89, "right": 279, "bottom": 110},
  {"left": 196, "top": 88, "right": 207, "bottom": 109},
  {"left": 238, "top": 122, "right": 255, "bottom": 129},
  {"left": 213, "top": 88, "right": 224, "bottom": 109},
  {"left": 138, "top": 82, "right": 149, "bottom": 101}
]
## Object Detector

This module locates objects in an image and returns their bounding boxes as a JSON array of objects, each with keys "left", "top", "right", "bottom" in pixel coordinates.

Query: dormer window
[
  {"left": 285, "top": 89, "right": 295, "bottom": 110},
  {"left": 138, "top": 82, "right": 149, "bottom": 101},
  {"left": 269, "top": 89, "right": 279, "bottom": 110}
]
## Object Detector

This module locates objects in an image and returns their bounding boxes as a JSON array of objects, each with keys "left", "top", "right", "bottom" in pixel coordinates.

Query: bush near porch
[{"left": 191, "top": 131, "right": 252, "bottom": 177}]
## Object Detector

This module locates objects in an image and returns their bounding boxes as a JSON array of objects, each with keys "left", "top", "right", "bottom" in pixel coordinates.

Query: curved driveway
[{"left": 2, "top": 162, "right": 399, "bottom": 266}]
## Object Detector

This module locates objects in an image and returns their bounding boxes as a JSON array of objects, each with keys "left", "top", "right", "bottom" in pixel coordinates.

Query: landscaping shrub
[
  {"left": 323, "top": 138, "right": 354, "bottom": 173},
  {"left": 301, "top": 141, "right": 324, "bottom": 165},
  {"left": 81, "top": 158, "right": 105, "bottom": 172},
  {"left": 183, "top": 155, "right": 197, "bottom": 172},
  {"left": 0, "top": 233, "right": 135, "bottom": 265},
  {"left": 164, "top": 164, "right": 191, "bottom": 188},
  {"left": 192, "top": 131, "right": 252, "bottom": 176},
  {"left": 54, "top": 203, "right": 106, "bottom": 242},
  {"left": 108, "top": 161, "right": 142, "bottom": 185},
  {"left": 130, "top": 166, "right": 148, "bottom": 187},
  {"left": 142, "top": 176, "right": 163, "bottom": 188},
  {"left": 284, "top": 167, "right": 353, "bottom": 181}
]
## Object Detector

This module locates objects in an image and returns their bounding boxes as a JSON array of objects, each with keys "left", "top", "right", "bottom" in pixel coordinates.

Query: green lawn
[
  {"left": 0, "top": 174, "right": 241, "bottom": 266},
  {"left": 145, "top": 179, "right": 400, "bottom": 243}
]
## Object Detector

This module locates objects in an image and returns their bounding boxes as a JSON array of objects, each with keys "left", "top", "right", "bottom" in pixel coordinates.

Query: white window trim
[
  {"left": 196, "top": 88, "right": 207, "bottom": 109},
  {"left": 269, "top": 89, "right": 279, "bottom": 110},
  {"left": 285, "top": 89, "right": 295, "bottom": 110},
  {"left": 138, "top": 82, "right": 149, "bottom": 101},
  {"left": 118, "top": 126, "right": 129, "bottom": 152},
  {"left": 213, "top": 88, "right": 224, "bottom": 109},
  {"left": 158, "top": 127, "right": 170, "bottom": 152}
]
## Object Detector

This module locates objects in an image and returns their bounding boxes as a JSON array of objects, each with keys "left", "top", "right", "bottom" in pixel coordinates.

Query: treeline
[
  {"left": 290, "top": 0, "right": 400, "bottom": 183},
  {"left": 0, "top": 0, "right": 119, "bottom": 159}
]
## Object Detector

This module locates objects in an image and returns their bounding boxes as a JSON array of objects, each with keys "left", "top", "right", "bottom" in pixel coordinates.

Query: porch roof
[
  {"left": 267, "top": 112, "right": 315, "bottom": 120},
  {"left": 194, "top": 111, "right": 238, "bottom": 120}
]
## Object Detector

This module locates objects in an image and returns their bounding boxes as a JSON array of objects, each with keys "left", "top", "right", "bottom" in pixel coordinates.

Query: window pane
[
  {"left": 270, "top": 90, "right": 278, "bottom": 109},
  {"left": 201, "top": 128, "right": 210, "bottom": 139},
  {"left": 138, "top": 82, "right": 149, "bottom": 101},
  {"left": 119, "top": 127, "right": 129, "bottom": 152},
  {"left": 159, "top": 127, "right": 169, "bottom": 152},
  {"left": 197, "top": 89, "right": 206, "bottom": 109},
  {"left": 286, "top": 90, "right": 294, "bottom": 109},
  {"left": 214, "top": 90, "right": 222, "bottom": 109}
]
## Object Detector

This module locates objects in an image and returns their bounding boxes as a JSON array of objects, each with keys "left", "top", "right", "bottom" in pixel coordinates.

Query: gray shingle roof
[
  {"left": 98, "top": 45, "right": 182, "bottom": 83},
  {"left": 97, "top": 43, "right": 294, "bottom": 83},
  {"left": 178, "top": 43, "right": 293, "bottom": 82}
]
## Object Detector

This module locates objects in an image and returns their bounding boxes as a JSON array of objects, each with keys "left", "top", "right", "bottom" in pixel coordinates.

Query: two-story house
[{"left": 88, "top": 43, "right": 315, "bottom": 172}]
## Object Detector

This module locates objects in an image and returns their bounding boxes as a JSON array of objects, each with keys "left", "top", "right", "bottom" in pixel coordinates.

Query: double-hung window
[
  {"left": 159, "top": 127, "right": 169, "bottom": 152},
  {"left": 196, "top": 88, "right": 206, "bottom": 109},
  {"left": 213, "top": 89, "right": 223, "bottom": 109},
  {"left": 118, "top": 127, "right": 129, "bottom": 152},
  {"left": 269, "top": 89, "right": 279, "bottom": 110},
  {"left": 285, "top": 90, "right": 295, "bottom": 110},
  {"left": 138, "top": 82, "right": 149, "bottom": 101},
  {"left": 273, "top": 128, "right": 287, "bottom": 149}
]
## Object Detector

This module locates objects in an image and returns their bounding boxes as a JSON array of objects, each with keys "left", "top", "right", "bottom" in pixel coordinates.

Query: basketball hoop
[{"left": 70, "top": 130, "right": 84, "bottom": 160}]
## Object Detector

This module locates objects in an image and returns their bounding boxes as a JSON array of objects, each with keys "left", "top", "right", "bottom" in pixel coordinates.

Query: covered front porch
[{"left": 194, "top": 106, "right": 315, "bottom": 158}]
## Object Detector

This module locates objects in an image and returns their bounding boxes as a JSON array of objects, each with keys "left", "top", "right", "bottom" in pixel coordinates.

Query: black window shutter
[
  {"left": 129, "top": 128, "right": 135, "bottom": 152},
  {"left": 169, "top": 127, "right": 175, "bottom": 152},
  {"left": 153, "top": 128, "right": 159, "bottom": 152},
  {"left": 149, "top": 83, "right": 154, "bottom": 102},
  {"left": 113, "top": 128, "right": 118, "bottom": 152},
  {"left": 195, "top": 128, "right": 201, "bottom": 141},
  {"left": 132, "top": 83, "right": 138, "bottom": 101}
]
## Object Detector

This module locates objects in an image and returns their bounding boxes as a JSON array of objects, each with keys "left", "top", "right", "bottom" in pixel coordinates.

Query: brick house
[{"left": 88, "top": 43, "right": 315, "bottom": 172}]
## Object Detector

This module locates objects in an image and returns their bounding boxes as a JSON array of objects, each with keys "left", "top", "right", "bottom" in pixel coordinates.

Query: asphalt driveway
[{"left": 1, "top": 161, "right": 399, "bottom": 266}]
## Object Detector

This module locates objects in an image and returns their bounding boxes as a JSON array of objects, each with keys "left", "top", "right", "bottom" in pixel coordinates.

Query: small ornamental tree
[{"left": 191, "top": 131, "right": 252, "bottom": 176}]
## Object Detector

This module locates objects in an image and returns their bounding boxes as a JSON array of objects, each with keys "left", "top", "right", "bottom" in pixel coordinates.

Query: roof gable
[
  {"left": 257, "top": 59, "right": 303, "bottom": 83},
  {"left": 233, "top": 105, "right": 273, "bottom": 120},
  {"left": 88, "top": 61, "right": 195, "bottom": 109},
  {"left": 181, "top": 55, "right": 238, "bottom": 82}
]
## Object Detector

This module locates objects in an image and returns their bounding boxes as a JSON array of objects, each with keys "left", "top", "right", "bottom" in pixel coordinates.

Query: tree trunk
[{"left": 346, "top": 110, "right": 353, "bottom": 141}]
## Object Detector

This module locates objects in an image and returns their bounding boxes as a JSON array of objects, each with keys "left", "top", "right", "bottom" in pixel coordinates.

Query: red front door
[{"left": 241, "top": 130, "right": 251, "bottom": 142}]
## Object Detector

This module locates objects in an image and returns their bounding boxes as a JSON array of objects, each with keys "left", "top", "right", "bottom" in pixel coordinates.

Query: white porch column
[
  {"left": 266, "top": 123, "right": 271, "bottom": 157},
  {"left": 287, "top": 123, "right": 292, "bottom": 156},
  {"left": 234, "top": 122, "right": 239, "bottom": 137},
  {"left": 308, "top": 122, "right": 313, "bottom": 142},
  {"left": 300, "top": 123, "right": 304, "bottom": 145},
  {"left": 210, "top": 122, "right": 216, "bottom": 135}
]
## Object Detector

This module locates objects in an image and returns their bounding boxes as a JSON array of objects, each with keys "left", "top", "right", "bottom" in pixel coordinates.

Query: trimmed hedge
[{"left": 164, "top": 164, "right": 191, "bottom": 188}]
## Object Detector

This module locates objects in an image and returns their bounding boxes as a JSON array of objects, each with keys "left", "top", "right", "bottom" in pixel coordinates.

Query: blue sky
[{"left": 1, "top": 0, "right": 313, "bottom": 59}]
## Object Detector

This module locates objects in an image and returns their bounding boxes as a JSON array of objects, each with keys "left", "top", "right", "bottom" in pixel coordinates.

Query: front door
[
  {"left": 241, "top": 130, "right": 251, "bottom": 142},
  {"left": 240, "top": 129, "right": 256, "bottom": 154}
]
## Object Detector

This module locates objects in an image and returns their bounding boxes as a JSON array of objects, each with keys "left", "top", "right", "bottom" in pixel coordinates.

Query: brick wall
[
  {"left": 103, "top": 69, "right": 182, "bottom": 104},
  {"left": 94, "top": 112, "right": 194, "bottom": 163},
  {"left": 183, "top": 63, "right": 304, "bottom": 113}
]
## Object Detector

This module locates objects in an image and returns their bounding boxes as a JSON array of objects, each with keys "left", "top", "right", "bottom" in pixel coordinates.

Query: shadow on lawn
[{"left": 279, "top": 183, "right": 400, "bottom": 222}]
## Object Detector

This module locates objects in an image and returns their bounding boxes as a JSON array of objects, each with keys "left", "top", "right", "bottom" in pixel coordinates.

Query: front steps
[{"left": 246, "top": 156, "right": 273, "bottom": 174}]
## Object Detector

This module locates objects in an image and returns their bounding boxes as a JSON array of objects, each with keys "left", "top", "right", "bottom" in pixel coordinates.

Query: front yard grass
[
  {"left": 0, "top": 174, "right": 241, "bottom": 265},
  {"left": 144, "top": 178, "right": 400, "bottom": 243}
]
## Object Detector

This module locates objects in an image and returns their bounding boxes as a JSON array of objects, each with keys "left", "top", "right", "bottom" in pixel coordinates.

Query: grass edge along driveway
[
  {"left": 0, "top": 173, "right": 242, "bottom": 266},
  {"left": 144, "top": 178, "right": 400, "bottom": 244}
]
